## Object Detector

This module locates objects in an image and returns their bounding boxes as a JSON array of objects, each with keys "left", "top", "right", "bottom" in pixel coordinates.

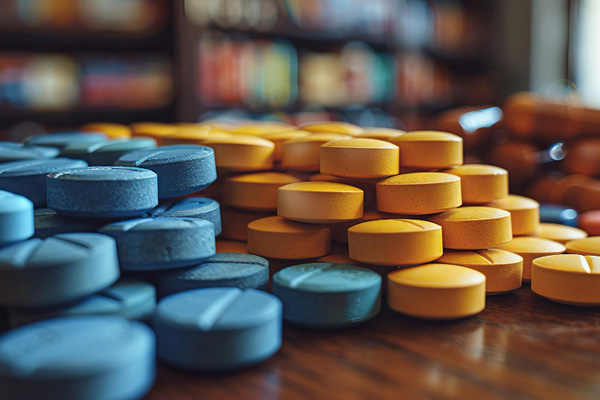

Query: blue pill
[
  {"left": 0, "top": 316, "right": 155, "bottom": 400},
  {"left": 114, "top": 145, "right": 217, "bottom": 199},
  {"left": 47, "top": 166, "right": 158, "bottom": 218},
  {"left": 0, "top": 191, "right": 34, "bottom": 247},
  {"left": 99, "top": 217, "right": 216, "bottom": 271},
  {"left": 155, "top": 252, "right": 269, "bottom": 298},
  {"left": 539, "top": 204, "right": 578, "bottom": 227},
  {"left": 0, "top": 142, "right": 59, "bottom": 163},
  {"left": 24, "top": 131, "right": 107, "bottom": 149},
  {"left": 61, "top": 138, "right": 156, "bottom": 166},
  {"left": 155, "top": 287, "right": 282, "bottom": 371},
  {"left": 33, "top": 208, "right": 107, "bottom": 239},
  {"left": 146, "top": 197, "right": 222, "bottom": 235},
  {"left": 0, "top": 158, "right": 88, "bottom": 207},
  {"left": 0, "top": 233, "right": 120, "bottom": 307},
  {"left": 272, "top": 262, "right": 381, "bottom": 328}
]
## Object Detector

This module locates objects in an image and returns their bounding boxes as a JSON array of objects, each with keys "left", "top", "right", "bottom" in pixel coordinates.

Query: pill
[
  {"left": 496, "top": 236, "right": 565, "bottom": 281},
  {"left": 155, "top": 253, "right": 269, "bottom": 298},
  {"left": 272, "top": 262, "right": 381, "bottom": 328},
  {"left": 247, "top": 216, "right": 330, "bottom": 259},
  {"left": 216, "top": 240, "right": 248, "bottom": 253},
  {"left": 436, "top": 249, "right": 523, "bottom": 294},
  {"left": 358, "top": 127, "right": 406, "bottom": 140},
  {"left": 535, "top": 222, "right": 588, "bottom": 243},
  {"left": 330, "top": 210, "right": 397, "bottom": 244},
  {"left": 539, "top": 204, "right": 578, "bottom": 227},
  {"left": 0, "top": 191, "right": 34, "bottom": 247},
  {"left": 131, "top": 122, "right": 176, "bottom": 144},
  {"left": 99, "top": 218, "right": 215, "bottom": 271},
  {"left": 388, "top": 131, "right": 463, "bottom": 171},
  {"left": 280, "top": 133, "right": 348, "bottom": 171},
  {"left": 81, "top": 122, "right": 132, "bottom": 138},
  {"left": 320, "top": 138, "right": 399, "bottom": 179},
  {"left": 8, "top": 279, "right": 157, "bottom": 327},
  {"left": 531, "top": 254, "right": 600, "bottom": 306},
  {"left": 486, "top": 195, "right": 540, "bottom": 235},
  {"left": 220, "top": 208, "right": 273, "bottom": 241},
  {"left": 0, "top": 158, "right": 87, "bottom": 207},
  {"left": 348, "top": 219, "right": 442, "bottom": 266},
  {"left": 387, "top": 263, "right": 486, "bottom": 319},
  {"left": 579, "top": 210, "right": 600, "bottom": 234},
  {"left": 33, "top": 208, "right": 106, "bottom": 239},
  {"left": 376, "top": 172, "right": 462, "bottom": 215},
  {"left": 0, "top": 316, "right": 155, "bottom": 400},
  {"left": 24, "top": 131, "right": 107, "bottom": 148},
  {"left": 429, "top": 207, "right": 512, "bottom": 249},
  {"left": 443, "top": 164, "right": 508, "bottom": 204},
  {"left": 277, "top": 181, "right": 363, "bottom": 223},
  {"left": 61, "top": 138, "right": 157, "bottom": 166},
  {"left": 0, "top": 142, "right": 59, "bottom": 163},
  {"left": 146, "top": 197, "right": 222, "bottom": 235},
  {"left": 262, "top": 130, "right": 310, "bottom": 162},
  {"left": 298, "top": 121, "right": 363, "bottom": 136},
  {"left": 225, "top": 172, "right": 301, "bottom": 212},
  {"left": 565, "top": 236, "right": 600, "bottom": 256},
  {"left": 161, "top": 126, "right": 211, "bottom": 146},
  {"left": 0, "top": 233, "right": 119, "bottom": 307},
  {"left": 155, "top": 287, "right": 282, "bottom": 370},
  {"left": 47, "top": 166, "right": 158, "bottom": 218},
  {"left": 309, "top": 173, "right": 378, "bottom": 210},
  {"left": 114, "top": 145, "right": 217, "bottom": 199},
  {"left": 435, "top": 106, "right": 502, "bottom": 151},
  {"left": 225, "top": 121, "right": 294, "bottom": 136},
  {"left": 202, "top": 135, "right": 274, "bottom": 171}
]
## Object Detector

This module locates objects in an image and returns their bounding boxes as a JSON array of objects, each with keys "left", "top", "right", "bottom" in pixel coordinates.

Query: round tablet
[
  {"left": 33, "top": 208, "right": 106, "bottom": 239},
  {"left": 224, "top": 121, "right": 294, "bottom": 136},
  {"left": 0, "top": 191, "right": 33, "bottom": 247},
  {"left": 0, "top": 158, "right": 88, "bottom": 207},
  {"left": 155, "top": 288, "right": 282, "bottom": 370},
  {"left": 160, "top": 126, "right": 212, "bottom": 146},
  {"left": 47, "top": 166, "right": 158, "bottom": 218},
  {"left": 216, "top": 240, "right": 248, "bottom": 254},
  {"left": 443, "top": 164, "right": 508, "bottom": 204},
  {"left": 0, "top": 142, "right": 59, "bottom": 163},
  {"left": 8, "top": 279, "right": 157, "bottom": 327},
  {"left": 0, "top": 316, "right": 155, "bottom": 400},
  {"left": 131, "top": 122, "right": 176, "bottom": 143},
  {"left": 429, "top": 207, "right": 512, "bottom": 250},
  {"left": 532, "top": 254, "right": 600, "bottom": 306},
  {"left": 272, "top": 262, "right": 381, "bottom": 328},
  {"left": 348, "top": 219, "right": 442, "bottom": 266},
  {"left": 220, "top": 208, "right": 273, "bottom": 241},
  {"left": 358, "top": 127, "right": 406, "bottom": 140},
  {"left": 540, "top": 205, "right": 578, "bottom": 227},
  {"left": 330, "top": 210, "right": 397, "bottom": 244},
  {"left": 437, "top": 249, "right": 523, "bottom": 294},
  {"left": 155, "top": 253, "right": 269, "bottom": 298},
  {"left": 280, "top": 133, "right": 348, "bottom": 171},
  {"left": 376, "top": 172, "right": 462, "bottom": 215},
  {"left": 146, "top": 197, "right": 222, "bottom": 235},
  {"left": 81, "top": 122, "right": 132, "bottom": 138},
  {"left": 565, "top": 236, "right": 600, "bottom": 256},
  {"left": 225, "top": 172, "right": 301, "bottom": 212},
  {"left": 320, "top": 139, "right": 399, "bottom": 179},
  {"left": 298, "top": 121, "right": 363, "bottom": 136},
  {"left": 496, "top": 236, "right": 565, "bottom": 281},
  {"left": 247, "top": 216, "right": 330, "bottom": 259},
  {"left": 202, "top": 135, "right": 274, "bottom": 171},
  {"left": 0, "top": 233, "right": 120, "bottom": 307},
  {"left": 486, "top": 195, "right": 540, "bottom": 235},
  {"left": 388, "top": 131, "right": 463, "bottom": 171},
  {"left": 535, "top": 223, "right": 588, "bottom": 244},
  {"left": 309, "top": 173, "right": 378, "bottom": 210},
  {"left": 24, "top": 131, "right": 107, "bottom": 149},
  {"left": 277, "top": 181, "right": 363, "bottom": 223},
  {"left": 579, "top": 210, "right": 600, "bottom": 234},
  {"left": 61, "top": 138, "right": 156, "bottom": 166},
  {"left": 262, "top": 131, "right": 310, "bottom": 162},
  {"left": 99, "top": 218, "right": 215, "bottom": 271},
  {"left": 114, "top": 145, "right": 217, "bottom": 199},
  {"left": 387, "top": 264, "right": 486, "bottom": 319}
]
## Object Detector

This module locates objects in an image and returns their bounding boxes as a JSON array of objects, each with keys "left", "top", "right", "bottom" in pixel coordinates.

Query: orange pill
[
  {"left": 130, "top": 122, "right": 176, "bottom": 144},
  {"left": 443, "top": 164, "right": 508, "bottom": 204},
  {"left": 216, "top": 240, "right": 248, "bottom": 254},
  {"left": 579, "top": 210, "right": 600, "bottom": 235},
  {"left": 535, "top": 223, "right": 588, "bottom": 244},
  {"left": 224, "top": 172, "right": 301, "bottom": 212},
  {"left": 565, "top": 237, "right": 600, "bottom": 256},
  {"left": 388, "top": 131, "right": 463, "bottom": 171},
  {"left": 262, "top": 130, "right": 310, "bottom": 162},
  {"left": 202, "top": 135, "right": 275, "bottom": 171},
  {"left": 330, "top": 210, "right": 397, "bottom": 244},
  {"left": 486, "top": 195, "right": 539, "bottom": 235},
  {"left": 161, "top": 126, "right": 212, "bottom": 146},
  {"left": 358, "top": 127, "right": 406, "bottom": 140},
  {"left": 225, "top": 121, "right": 294, "bottom": 136},
  {"left": 281, "top": 133, "right": 348, "bottom": 171},
  {"left": 80, "top": 122, "right": 131, "bottom": 139},
  {"left": 320, "top": 139, "right": 399, "bottom": 179},
  {"left": 220, "top": 208, "right": 274, "bottom": 241},
  {"left": 298, "top": 121, "right": 363, "bottom": 136},
  {"left": 309, "top": 173, "right": 378, "bottom": 210},
  {"left": 496, "top": 236, "right": 565, "bottom": 281}
]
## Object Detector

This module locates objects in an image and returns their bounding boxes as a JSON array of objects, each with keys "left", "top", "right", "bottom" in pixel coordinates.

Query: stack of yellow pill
[
  {"left": 444, "top": 164, "right": 508, "bottom": 204},
  {"left": 203, "top": 135, "right": 275, "bottom": 171},
  {"left": 486, "top": 194, "right": 539, "bottom": 235},
  {"left": 225, "top": 172, "right": 301, "bottom": 212},
  {"left": 388, "top": 131, "right": 463, "bottom": 171},
  {"left": 320, "top": 139, "right": 399, "bottom": 179},
  {"left": 358, "top": 127, "right": 406, "bottom": 140}
]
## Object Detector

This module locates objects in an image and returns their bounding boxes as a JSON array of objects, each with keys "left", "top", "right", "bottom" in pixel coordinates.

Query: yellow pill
[
  {"left": 161, "top": 126, "right": 211, "bottom": 146},
  {"left": 443, "top": 164, "right": 508, "bottom": 204},
  {"left": 280, "top": 133, "right": 348, "bottom": 171},
  {"left": 309, "top": 173, "right": 378, "bottom": 210},
  {"left": 387, "top": 264, "right": 486, "bottom": 320},
  {"left": 216, "top": 240, "right": 248, "bottom": 254},
  {"left": 429, "top": 206, "right": 512, "bottom": 250},
  {"left": 224, "top": 172, "right": 301, "bottom": 212},
  {"left": 80, "top": 122, "right": 131, "bottom": 138},
  {"left": 496, "top": 236, "right": 565, "bottom": 281},
  {"left": 330, "top": 210, "right": 397, "bottom": 244},
  {"left": 388, "top": 131, "right": 463, "bottom": 171},
  {"left": 298, "top": 121, "right": 363, "bottom": 136},
  {"left": 485, "top": 194, "right": 539, "bottom": 235},
  {"left": 220, "top": 208, "right": 273, "bottom": 241},
  {"left": 320, "top": 139, "right": 399, "bottom": 179},
  {"left": 202, "top": 135, "right": 275, "bottom": 171},
  {"left": 262, "top": 130, "right": 310, "bottom": 162},
  {"left": 225, "top": 121, "right": 294, "bottom": 136},
  {"left": 535, "top": 223, "right": 588, "bottom": 244},
  {"left": 130, "top": 122, "right": 176, "bottom": 144},
  {"left": 348, "top": 219, "right": 442, "bottom": 266},
  {"left": 376, "top": 172, "right": 462, "bottom": 215},
  {"left": 358, "top": 127, "right": 406, "bottom": 140},
  {"left": 437, "top": 249, "right": 523, "bottom": 294},
  {"left": 277, "top": 182, "right": 363, "bottom": 224},
  {"left": 566, "top": 237, "right": 600, "bottom": 255},
  {"left": 532, "top": 254, "right": 600, "bottom": 306},
  {"left": 247, "top": 216, "right": 330, "bottom": 259}
]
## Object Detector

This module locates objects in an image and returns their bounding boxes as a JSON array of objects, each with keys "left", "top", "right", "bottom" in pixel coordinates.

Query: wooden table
[{"left": 147, "top": 286, "right": 600, "bottom": 400}]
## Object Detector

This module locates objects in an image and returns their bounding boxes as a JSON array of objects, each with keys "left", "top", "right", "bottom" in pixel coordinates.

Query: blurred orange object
[
  {"left": 487, "top": 141, "right": 538, "bottom": 185},
  {"left": 435, "top": 106, "right": 502, "bottom": 152},
  {"left": 563, "top": 138, "right": 600, "bottom": 177},
  {"left": 579, "top": 211, "right": 600, "bottom": 235}
]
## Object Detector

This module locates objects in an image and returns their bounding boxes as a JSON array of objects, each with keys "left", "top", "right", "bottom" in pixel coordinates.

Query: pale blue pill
[
  {"left": 539, "top": 204, "right": 578, "bottom": 227},
  {"left": 115, "top": 145, "right": 217, "bottom": 199},
  {"left": 61, "top": 138, "right": 156, "bottom": 166},
  {"left": 273, "top": 262, "right": 381, "bottom": 328},
  {"left": 0, "top": 233, "right": 120, "bottom": 307},
  {"left": 0, "top": 142, "right": 59, "bottom": 163},
  {"left": 24, "top": 131, "right": 107, "bottom": 149},
  {"left": 47, "top": 166, "right": 158, "bottom": 218},
  {"left": 0, "top": 158, "right": 88, "bottom": 207},
  {"left": 0, "top": 316, "right": 155, "bottom": 400},
  {"left": 0, "top": 191, "right": 33, "bottom": 247},
  {"left": 155, "top": 253, "right": 269, "bottom": 298},
  {"left": 99, "top": 217, "right": 215, "bottom": 271},
  {"left": 155, "top": 288, "right": 282, "bottom": 371},
  {"left": 146, "top": 197, "right": 222, "bottom": 235},
  {"left": 33, "top": 208, "right": 107, "bottom": 239}
]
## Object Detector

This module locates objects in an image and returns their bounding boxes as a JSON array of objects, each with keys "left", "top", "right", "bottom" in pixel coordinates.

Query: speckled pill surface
[
  {"left": 444, "top": 164, "right": 508, "bottom": 204},
  {"left": 496, "top": 236, "right": 566, "bottom": 281},
  {"left": 565, "top": 236, "right": 600, "bottom": 256},
  {"left": 146, "top": 197, "right": 222, "bottom": 235},
  {"left": 320, "top": 139, "right": 399, "bottom": 179},
  {"left": 280, "top": 133, "right": 348, "bottom": 171},
  {"left": 388, "top": 131, "right": 463, "bottom": 171},
  {"left": 486, "top": 195, "right": 539, "bottom": 235},
  {"left": 225, "top": 172, "right": 301, "bottom": 212}
]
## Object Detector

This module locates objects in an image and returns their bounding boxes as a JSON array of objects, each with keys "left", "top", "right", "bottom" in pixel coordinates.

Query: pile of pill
[{"left": 0, "top": 120, "right": 598, "bottom": 399}]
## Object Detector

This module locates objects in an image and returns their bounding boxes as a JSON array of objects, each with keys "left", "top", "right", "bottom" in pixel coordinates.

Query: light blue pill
[
  {"left": 47, "top": 166, "right": 158, "bottom": 218},
  {"left": 155, "top": 252, "right": 269, "bottom": 298},
  {"left": 0, "top": 316, "right": 155, "bottom": 400},
  {"left": 0, "top": 158, "right": 88, "bottom": 207},
  {"left": 24, "top": 131, "right": 107, "bottom": 149},
  {"left": 0, "top": 191, "right": 33, "bottom": 247},
  {"left": 146, "top": 197, "right": 222, "bottom": 235},
  {"left": 272, "top": 262, "right": 381, "bottom": 328},
  {"left": 0, "top": 142, "right": 59, "bottom": 163},
  {"left": 61, "top": 138, "right": 156, "bottom": 166},
  {"left": 33, "top": 208, "right": 107, "bottom": 239},
  {"left": 155, "top": 287, "right": 282, "bottom": 371},
  {"left": 99, "top": 217, "right": 215, "bottom": 271},
  {"left": 0, "top": 233, "right": 120, "bottom": 307},
  {"left": 539, "top": 204, "right": 578, "bottom": 227}
]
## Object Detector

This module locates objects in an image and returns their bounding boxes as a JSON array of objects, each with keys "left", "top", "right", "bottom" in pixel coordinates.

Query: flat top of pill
[
  {"left": 151, "top": 197, "right": 220, "bottom": 216},
  {"left": 168, "top": 253, "right": 267, "bottom": 280},
  {"left": 321, "top": 138, "right": 398, "bottom": 149},
  {"left": 0, "top": 190, "right": 33, "bottom": 213},
  {"left": 0, "top": 158, "right": 86, "bottom": 177},
  {"left": 298, "top": 122, "right": 363, "bottom": 135},
  {"left": 497, "top": 236, "right": 566, "bottom": 253},
  {"left": 25, "top": 132, "right": 107, "bottom": 147},
  {"left": 227, "top": 122, "right": 293, "bottom": 135},
  {"left": 430, "top": 206, "right": 510, "bottom": 222},
  {"left": 537, "top": 223, "right": 588, "bottom": 240},
  {"left": 438, "top": 249, "right": 523, "bottom": 265},
  {"left": 0, "top": 142, "right": 59, "bottom": 159},
  {"left": 379, "top": 172, "right": 460, "bottom": 185},
  {"left": 131, "top": 122, "right": 176, "bottom": 135},
  {"left": 48, "top": 166, "right": 157, "bottom": 181},
  {"left": 444, "top": 164, "right": 507, "bottom": 176},
  {"left": 62, "top": 138, "right": 156, "bottom": 154},
  {"left": 116, "top": 145, "right": 214, "bottom": 165},
  {"left": 202, "top": 135, "right": 274, "bottom": 147},
  {"left": 534, "top": 254, "right": 600, "bottom": 273},
  {"left": 392, "top": 131, "right": 462, "bottom": 142},
  {"left": 360, "top": 127, "right": 406, "bottom": 136},
  {"left": 228, "top": 172, "right": 301, "bottom": 184},
  {"left": 487, "top": 194, "right": 539, "bottom": 209},
  {"left": 349, "top": 219, "right": 440, "bottom": 234},
  {"left": 286, "top": 133, "right": 348, "bottom": 143},
  {"left": 565, "top": 237, "right": 600, "bottom": 253},
  {"left": 388, "top": 263, "right": 486, "bottom": 288},
  {"left": 100, "top": 217, "right": 212, "bottom": 233},
  {"left": 248, "top": 216, "right": 328, "bottom": 233},
  {"left": 279, "top": 181, "right": 362, "bottom": 193},
  {"left": 274, "top": 262, "right": 380, "bottom": 292},
  {"left": 262, "top": 131, "right": 310, "bottom": 140}
]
